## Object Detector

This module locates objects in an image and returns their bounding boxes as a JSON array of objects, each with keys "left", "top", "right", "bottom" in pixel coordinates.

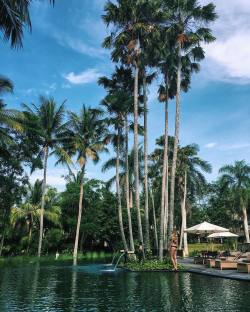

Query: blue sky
[{"left": 1, "top": 0, "right": 250, "bottom": 190}]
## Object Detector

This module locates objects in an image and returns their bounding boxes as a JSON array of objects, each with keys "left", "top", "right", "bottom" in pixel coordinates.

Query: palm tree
[
  {"left": 0, "top": 0, "right": 55, "bottom": 48},
  {"left": 22, "top": 96, "right": 66, "bottom": 257},
  {"left": 177, "top": 144, "right": 211, "bottom": 256},
  {"left": 219, "top": 161, "right": 250, "bottom": 243},
  {"left": 11, "top": 180, "right": 61, "bottom": 253},
  {"left": 164, "top": 0, "right": 217, "bottom": 239},
  {"left": 99, "top": 67, "right": 135, "bottom": 252},
  {"left": 11, "top": 180, "right": 41, "bottom": 252},
  {"left": 58, "top": 106, "right": 108, "bottom": 265},
  {"left": 149, "top": 135, "right": 175, "bottom": 256},
  {"left": 101, "top": 91, "right": 131, "bottom": 251},
  {"left": 142, "top": 70, "right": 156, "bottom": 251},
  {"left": 102, "top": 0, "right": 164, "bottom": 250}
]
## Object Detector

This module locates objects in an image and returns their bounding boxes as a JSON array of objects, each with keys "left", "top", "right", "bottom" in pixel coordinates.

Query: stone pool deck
[{"left": 179, "top": 258, "right": 250, "bottom": 282}]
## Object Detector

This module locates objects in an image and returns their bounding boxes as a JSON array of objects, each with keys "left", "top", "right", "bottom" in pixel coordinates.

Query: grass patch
[
  {"left": 188, "top": 243, "right": 231, "bottom": 256},
  {"left": 0, "top": 252, "right": 112, "bottom": 266}
]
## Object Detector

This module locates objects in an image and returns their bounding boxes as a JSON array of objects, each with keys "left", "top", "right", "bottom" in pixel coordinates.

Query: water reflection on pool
[{"left": 0, "top": 262, "right": 249, "bottom": 312}]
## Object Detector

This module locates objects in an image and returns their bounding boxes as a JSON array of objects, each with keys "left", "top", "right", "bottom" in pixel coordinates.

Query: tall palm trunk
[
  {"left": 38, "top": 145, "right": 49, "bottom": 258},
  {"left": 125, "top": 117, "right": 134, "bottom": 251},
  {"left": 116, "top": 127, "right": 128, "bottom": 251},
  {"left": 143, "top": 73, "right": 150, "bottom": 251},
  {"left": 27, "top": 215, "right": 33, "bottom": 253},
  {"left": 150, "top": 187, "right": 158, "bottom": 250},
  {"left": 242, "top": 206, "right": 250, "bottom": 243},
  {"left": 169, "top": 43, "right": 182, "bottom": 239},
  {"left": 164, "top": 164, "right": 169, "bottom": 249},
  {"left": 0, "top": 234, "right": 4, "bottom": 256},
  {"left": 179, "top": 170, "right": 188, "bottom": 256},
  {"left": 159, "top": 78, "right": 169, "bottom": 261},
  {"left": 163, "top": 76, "right": 169, "bottom": 249},
  {"left": 134, "top": 63, "right": 144, "bottom": 248},
  {"left": 73, "top": 165, "right": 85, "bottom": 265},
  {"left": 0, "top": 209, "right": 7, "bottom": 256}
]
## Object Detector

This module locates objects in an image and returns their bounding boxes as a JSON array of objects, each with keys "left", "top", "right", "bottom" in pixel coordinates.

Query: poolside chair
[
  {"left": 215, "top": 252, "right": 243, "bottom": 270},
  {"left": 237, "top": 259, "right": 250, "bottom": 274},
  {"left": 194, "top": 251, "right": 218, "bottom": 265},
  {"left": 204, "top": 251, "right": 228, "bottom": 268}
]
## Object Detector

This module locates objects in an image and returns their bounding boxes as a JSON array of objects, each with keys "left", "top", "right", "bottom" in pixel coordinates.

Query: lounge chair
[
  {"left": 204, "top": 251, "right": 229, "bottom": 268},
  {"left": 215, "top": 252, "right": 244, "bottom": 270},
  {"left": 194, "top": 251, "right": 218, "bottom": 265},
  {"left": 237, "top": 260, "right": 250, "bottom": 274}
]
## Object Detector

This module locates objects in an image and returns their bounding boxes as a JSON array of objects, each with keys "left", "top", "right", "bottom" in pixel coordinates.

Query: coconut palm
[
  {"left": 22, "top": 96, "right": 66, "bottom": 257},
  {"left": 11, "top": 180, "right": 61, "bottom": 253},
  {"left": 219, "top": 161, "right": 250, "bottom": 243},
  {"left": 163, "top": 0, "right": 217, "bottom": 239},
  {"left": 177, "top": 144, "right": 211, "bottom": 256},
  {"left": 11, "top": 180, "right": 41, "bottom": 252},
  {"left": 0, "top": 0, "right": 55, "bottom": 48},
  {"left": 58, "top": 106, "right": 108, "bottom": 265},
  {"left": 0, "top": 76, "right": 20, "bottom": 132}
]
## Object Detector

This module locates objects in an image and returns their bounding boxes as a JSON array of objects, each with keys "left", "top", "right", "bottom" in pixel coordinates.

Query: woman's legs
[
  {"left": 171, "top": 248, "right": 175, "bottom": 269},
  {"left": 174, "top": 249, "right": 178, "bottom": 270}
]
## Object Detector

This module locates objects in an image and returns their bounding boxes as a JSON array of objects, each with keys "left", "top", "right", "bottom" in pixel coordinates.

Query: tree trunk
[
  {"left": 242, "top": 206, "right": 250, "bottom": 243},
  {"left": 134, "top": 63, "right": 144, "bottom": 248},
  {"left": 143, "top": 73, "right": 150, "bottom": 251},
  {"left": 159, "top": 77, "right": 169, "bottom": 261},
  {"left": 169, "top": 43, "right": 182, "bottom": 240},
  {"left": 125, "top": 117, "right": 135, "bottom": 252},
  {"left": 0, "top": 234, "right": 4, "bottom": 256},
  {"left": 150, "top": 187, "right": 158, "bottom": 250},
  {"left": 80, "top": 232, "right": 85, "bottom": 252},
  {"left": 0, "top": 208, "right": 8, "bottom": 256},
  {"left": 27, "top": 215, "right": 33, "bottom": 253},
  {"left": 38, "top": 145, "right": 49, "bottom": 258},
  {"left": 116, "top": 127, "right": 128, "bottom": 251},
  {"left": 164, "top": 170, "right": 169, "bottom": 249},
  {"left": 73, "top": 166, "right": 85, "bottom": 265},
  {"left": 129, "top": 190, "right": 133, "bottom": 208},
  {"left": 179, "top": 170, "right": 188, "bottom": 256}
]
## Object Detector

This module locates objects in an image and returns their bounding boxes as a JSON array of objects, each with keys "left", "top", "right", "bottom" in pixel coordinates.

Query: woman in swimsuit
[{"left": 170, "top": 230, "right": 178, "bottom": 271}]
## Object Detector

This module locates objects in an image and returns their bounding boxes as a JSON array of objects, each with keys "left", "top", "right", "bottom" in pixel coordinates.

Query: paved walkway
[{"left": 179, "top": 258, "right": 250, "bottom": 282}]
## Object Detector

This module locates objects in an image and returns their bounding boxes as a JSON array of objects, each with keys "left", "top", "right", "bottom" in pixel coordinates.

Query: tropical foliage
[{"left": 0, "top": 0, "right": 249, "bottom": 264}]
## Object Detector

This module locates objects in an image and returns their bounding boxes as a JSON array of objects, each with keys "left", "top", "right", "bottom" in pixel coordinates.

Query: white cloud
[
  {"left": 220, "top": 143, "right": 250, "bottom": 151},
  {"left": 200, "top": 0, "right": 250, "bottom": 83},
  {"left": 204, "top": 142, "right": 218, "bottom": 149},
  {"left": 53, "top": 32, "right": 108, "bottom": 58},
  {"left": 29, "top": 169, "right": 66, "bottom": 190},
  {"left": 64, "top": 68, "right": 102, "bottom": 85},
  {"left": 204, "top": 142, "right": 250, "bottom": 151}
]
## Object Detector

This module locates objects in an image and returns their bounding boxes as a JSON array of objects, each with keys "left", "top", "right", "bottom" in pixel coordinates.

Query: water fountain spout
[{"left": 114, "top": 253, "right": 125, "bottom": 269}]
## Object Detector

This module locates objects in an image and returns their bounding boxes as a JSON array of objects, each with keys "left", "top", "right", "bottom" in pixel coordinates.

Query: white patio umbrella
[
  {"left": 207, "top": 232, "right": 238, "bottom": 238},
  {"left": 185, "top": 221, "right": 229, "bottom": 234}
]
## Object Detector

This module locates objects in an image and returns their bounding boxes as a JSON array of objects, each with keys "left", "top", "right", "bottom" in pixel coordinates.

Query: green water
[{"left": 0, "top": 262, "right": 249, "bottom": 311}]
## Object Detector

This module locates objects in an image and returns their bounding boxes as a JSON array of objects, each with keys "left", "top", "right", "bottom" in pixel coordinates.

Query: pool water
[{"left": 0, "top": 262, "right": 249, "bottom": 312}]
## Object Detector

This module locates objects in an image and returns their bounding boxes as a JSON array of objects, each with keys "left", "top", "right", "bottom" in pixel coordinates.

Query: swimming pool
[{"left": 0, "top": 262, "right": 249, "bottom": 311}]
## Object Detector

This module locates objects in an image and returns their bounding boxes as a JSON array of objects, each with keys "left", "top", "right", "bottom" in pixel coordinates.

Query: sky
[{"left": 1, "top": 0, "right": 250, "bottom": 191}]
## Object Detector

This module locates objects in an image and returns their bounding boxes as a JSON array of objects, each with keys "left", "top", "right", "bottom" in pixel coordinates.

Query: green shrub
[{"left": 122, "top": 259, "right": 183, "bottom": 271}]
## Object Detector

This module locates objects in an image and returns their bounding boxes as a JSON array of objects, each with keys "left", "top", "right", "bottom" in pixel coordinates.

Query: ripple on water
[{"left": 0, "top": 263, "right": 249, "bottom": 312}]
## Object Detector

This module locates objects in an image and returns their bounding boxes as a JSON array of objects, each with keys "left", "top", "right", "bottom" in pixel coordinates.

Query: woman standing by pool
[{"left": 170, "top": 229, "right": 178, "bottom": 271}]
